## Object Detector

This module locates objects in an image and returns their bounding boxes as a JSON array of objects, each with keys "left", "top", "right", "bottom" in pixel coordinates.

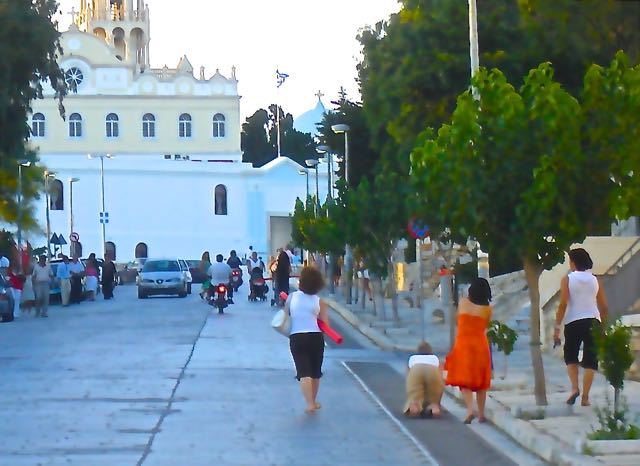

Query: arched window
[
  {"left": 142, "top": 113, "right": 155, "bottom": 138},
  {"left": 106, "top": 113, "right": 119, "bottom": 138},
  {"left": 179, "top": 113, "right": 192, "bottom": 138},
  {"left": 214, "top": 184, "right": 227, "bottom": 215},
  {"left": 49, "top": 179, "right": 64, "bottom": 211},
  {"left": 69, "top": 113, "right": 82, "bottom": 138},
  {"left": 212, "top": 113, "right": 225, "bottom": 138},
  {"left": 31, "top": 113, "right": 46, "bottom": 137}
]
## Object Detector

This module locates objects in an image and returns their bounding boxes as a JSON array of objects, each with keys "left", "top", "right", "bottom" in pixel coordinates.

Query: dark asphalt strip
[{"left": 345, "top": 361, "right": 517, "bottom": 466}]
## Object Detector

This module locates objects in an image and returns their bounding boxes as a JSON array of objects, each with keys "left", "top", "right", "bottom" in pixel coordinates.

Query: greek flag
[{"left": 276, "top": 69, "right": 289, "bottom": 88}]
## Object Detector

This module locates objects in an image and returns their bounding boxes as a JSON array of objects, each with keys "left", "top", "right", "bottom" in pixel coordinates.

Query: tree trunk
[
  {"left": 614, "top": 387, "right": 620, "bottom": 413},
  {"left": 523, "top": 258, "right": 548, "bottom": 406},
  {"left": 377, "top": 276, "right": 387, "bottom": 320}
]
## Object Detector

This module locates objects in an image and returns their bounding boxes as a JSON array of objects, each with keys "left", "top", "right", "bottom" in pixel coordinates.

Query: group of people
[
  {"left": 402, "top": 247, "right": 609, "bottom": 422},
  {"left": 2, "top": 253, "right": 118, "bottom": 320}
]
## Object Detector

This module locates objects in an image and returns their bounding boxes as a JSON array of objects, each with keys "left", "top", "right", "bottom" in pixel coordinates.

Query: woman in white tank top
[
  {"left": 554, "top": 248, "right": 608, "bottom": 407},
  {"left": 286, "top": 266, "right": 329, "bottom": 414}
]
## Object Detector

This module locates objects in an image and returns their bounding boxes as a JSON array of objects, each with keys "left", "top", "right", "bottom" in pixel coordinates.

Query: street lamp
[
  {"left": 332, "top": 123, "right": 353, "bottom": 304},
  {"left": 44, "top": 170, "right": 56, "bottom": 259},
  {"left": 69, "top": 177, "right": 80, "bottom": 256},
  {"left": 16, "top": 160, "right": 32, "bottom": 265},
  {"left": 317, "top": 145, "right": 332, "bottom": 203},
  {"left": 298, "top": 169, "right": 309, "bottom": 200},
  {"left": 88, "top": 153, "right": 113, "bottom": 258},
  {"left": 305, "top": 158, "right": 320, "bottom": 215}
]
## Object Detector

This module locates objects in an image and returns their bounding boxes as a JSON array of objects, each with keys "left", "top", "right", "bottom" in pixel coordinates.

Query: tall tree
[
  {"left": 241, "top": 105, "right": 316, "bottom": 167},
  {"left": 411, "top": 54, "right": 640, "bottom": 405},
  {"left": 0, "top": 0, "right": 66, "bottom": 229}
]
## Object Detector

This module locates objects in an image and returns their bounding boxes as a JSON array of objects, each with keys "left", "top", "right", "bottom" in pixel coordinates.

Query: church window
[
  {"left": 64, "top": 67, "right": 84, "bottom": 93},
  {"left": 179, "top": 113, "right": 192, "bottom": 138},
  {"left": 49, "top": 179, "right": 64, "bottom": 211},
  {"left": 212, "top": 113, "right": 225, "bottom": 138},
  {"left": 69, "top": 113, "right": 82, "bottom": 138},
  {"left": 31, "top": 113, "right": 46, "bottom": 137},
  {"left": 142, "top": 113, "right": 155, "bottom": 138},
  {"left": 106, "top": 113, "right": 119, "bottom": 138},
  {"left": 214, "top": 185, "right": 227, "bottom": 215}
]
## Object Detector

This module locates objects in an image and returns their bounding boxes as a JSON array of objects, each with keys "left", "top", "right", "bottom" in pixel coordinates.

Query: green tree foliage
[
  {"left": 0, "top": 0, "right": 66, "bottom": 228},
  {"left": 241, "top": 105, "right": 316, "bottom": 167},
  {"left": 411, "top": 54, "right": 639, "bottom": 405},
  {"left": 595, "top": 320, "right": 635, "bottom": 414},
  {"left": 291, "top": 197, "right": 344, "bottom": 256},
  {"left": 316, "top": 88, "right": 380, "bottom": 187}
]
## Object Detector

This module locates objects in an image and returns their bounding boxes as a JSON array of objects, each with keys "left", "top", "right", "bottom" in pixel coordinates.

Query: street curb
[
  {"left": 443, "top": 386, "right": 603, "bottom": 466},
  {"left": 324, "top": 298, "right": 416, "bottom": 352}
]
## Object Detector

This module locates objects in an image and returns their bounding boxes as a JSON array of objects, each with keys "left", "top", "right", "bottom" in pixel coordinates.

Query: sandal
[
  {"left": 463, "top": 414, "right": 476, "bottom": 424},
  {"left": 478, "top": 416, "right": 487, "bottom": 424},
  {"left": 581, "top": 397, "right": 591, "bottom": 407},
  {"left": 566, "top": 390, "right": 580, "bottom": 405}
]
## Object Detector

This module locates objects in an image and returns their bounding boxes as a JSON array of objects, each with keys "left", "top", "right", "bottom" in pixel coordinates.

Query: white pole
[
  {"left": 100, "top": 157, "right": 106, "bottom": 258},
  {"left": 468, "top": 0, "right": 480, "bottom": 97}
]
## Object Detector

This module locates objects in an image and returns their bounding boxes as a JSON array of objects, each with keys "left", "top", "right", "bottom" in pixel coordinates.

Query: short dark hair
[
  {"left": 417, "top": 341, "right": 433, "bottom": 354},
  {"left": 216, "top": 254, "right": 223, "bottom": 262},
  {"left": 468, "top": 277, "right": 491, "bottom": 306},
  {"left": 230, "top": 250, "right": 236, "bottom": 256},
  {"left": 298, "top": 266, "right": 325, "bottom": 295},
  {"left": 568, "top": 248, "right": 593, "bottom": 271}
]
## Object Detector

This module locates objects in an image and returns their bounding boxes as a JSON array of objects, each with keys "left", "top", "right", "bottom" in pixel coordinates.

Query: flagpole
[{"left": 276, "top": 97, "right": 281, "bottom": 158}]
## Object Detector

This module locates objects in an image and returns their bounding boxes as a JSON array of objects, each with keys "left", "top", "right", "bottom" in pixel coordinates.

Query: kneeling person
[{"left": 404, "top": 341, "right": 444, "bottom": 417}]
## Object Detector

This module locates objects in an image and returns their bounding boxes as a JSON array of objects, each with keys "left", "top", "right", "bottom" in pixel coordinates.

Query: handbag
[{"left": 271, "top": 296, "right": 291, "bottom": 336}]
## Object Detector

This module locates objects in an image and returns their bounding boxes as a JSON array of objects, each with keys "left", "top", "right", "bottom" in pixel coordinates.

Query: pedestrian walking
[
  {"left": 84, "top": 254, "right": 99, "bottom": 301},
  {"left": 69, "top": 255, "right": 85, "bottom": 304},
  {"left": 101, "top": 254, "right": 117, "bottom": 300},
  {"left": 554, "top": 248, "right": 608, "bottom": 407},
  {"left": 56, "top": 255, "right": 72, "bottom": 306},
  {"left": 7, "top": 266, "right": 25, "bottom": 319},
  {"left": 404, "top": 341, "right": 444, "bottom": 418},
  {"left": 199, "top": 251, "right": 212, "bottom": 299},
  {"left": 32, "top": 255, "right": 52, "bottom": 318},
  {"left": 275, "top": 248, "right": 291, "bottom": 297},
  {"left": 287, "top": 266, "right": 329, "bottom": 414},
  {"left": 21, "top": 262, "right": 35, "bottom": 314},
  {"left": 444, "top": 277, "right": 493, "bottom": 424}
]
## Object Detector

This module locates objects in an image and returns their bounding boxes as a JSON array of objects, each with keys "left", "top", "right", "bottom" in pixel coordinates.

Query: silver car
[{"left": 137, "top": 259, "right": 188, "bottom": 299}]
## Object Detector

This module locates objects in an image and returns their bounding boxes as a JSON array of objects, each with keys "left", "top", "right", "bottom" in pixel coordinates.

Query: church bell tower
[{"left": 75, "top": 0, "right": 151, "bottom": 71}]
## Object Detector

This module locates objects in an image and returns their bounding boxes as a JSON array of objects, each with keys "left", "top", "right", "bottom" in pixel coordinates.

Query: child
[{"left": 403, "top": 341, "right": 444, "bottom": 417}]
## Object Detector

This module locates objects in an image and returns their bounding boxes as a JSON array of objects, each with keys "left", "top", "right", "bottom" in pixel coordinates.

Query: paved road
[{"left": 0, "top": 283, "right": 545, "bottom": 465}]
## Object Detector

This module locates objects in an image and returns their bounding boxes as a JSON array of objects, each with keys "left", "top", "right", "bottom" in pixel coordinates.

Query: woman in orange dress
[{"left": 445, "top": 277, "right": 492, "bottom": 424}]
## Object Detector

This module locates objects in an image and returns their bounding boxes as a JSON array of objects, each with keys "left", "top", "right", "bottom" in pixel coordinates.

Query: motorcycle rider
[
  {"left": 208, "top": 254, "right": 234, "bottom": 304},
  {"left": 227, "top": 250, "right": 244, "bottom": 291},
  {"left": 246, "top": 251, "right": 263, "bottom": 273}
]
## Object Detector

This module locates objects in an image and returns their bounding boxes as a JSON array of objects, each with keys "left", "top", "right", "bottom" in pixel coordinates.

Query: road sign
[
  {"left": 100, "top": 212, "right": 109, "bottom": 224},
  {"left": 70, "top": 232, "right": 80, "bottom": 242},
  {"left": 407, "top": 218, "right": 429, "bottom": 239}
]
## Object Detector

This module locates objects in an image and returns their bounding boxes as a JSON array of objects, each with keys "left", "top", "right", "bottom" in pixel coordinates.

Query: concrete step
[
  {"left": 601, "top": 454, "right": 640, "bottom": 466},
  {"left": 369, "top": 320, "right": 397, "bottom": 329},
  {"left": 385, "top": 327, "right": 411, "bottom": 337}
]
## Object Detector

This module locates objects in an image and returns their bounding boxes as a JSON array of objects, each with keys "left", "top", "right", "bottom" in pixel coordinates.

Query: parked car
[
  {"left": 187, "top": 259, "right": 208, "bottom": 284},
  {"left": 137, "top": 259, "right": 188, "bottom": 299},
  {"left": 178, "top": 259, "right": 193, "bottom": 294},
  {"left": 117, "top": 260, "right": 142, "bottom": 285},
  {"left": 49, "top": 257, "right": 102, "bottom": 299},
  {"left": 0, "top": 273, "right": 16, "bottom": 322}
]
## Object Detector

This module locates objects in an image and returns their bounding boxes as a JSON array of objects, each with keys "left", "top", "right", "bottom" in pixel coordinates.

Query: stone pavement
[{"left": 325, "top": 290, "right": 640, "bottom": 466}]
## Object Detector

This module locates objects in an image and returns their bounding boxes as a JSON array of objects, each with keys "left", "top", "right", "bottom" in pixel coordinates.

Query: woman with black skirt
[
  {"left": 286, "top": 266, "right": 329, "bottom": 414},
  {"left": 554, "top": 248, "right": 609, "bottom": 407}
]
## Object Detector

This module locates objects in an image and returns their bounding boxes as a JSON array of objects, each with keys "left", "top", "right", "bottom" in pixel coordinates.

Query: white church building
[{"left": 24, "top": 0, "right": 329, "bottom": 261}]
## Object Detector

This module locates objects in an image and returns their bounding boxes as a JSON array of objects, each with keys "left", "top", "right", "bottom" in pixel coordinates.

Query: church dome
[{"left": 293, "top": 94, "right": 326, "bottom": 137}]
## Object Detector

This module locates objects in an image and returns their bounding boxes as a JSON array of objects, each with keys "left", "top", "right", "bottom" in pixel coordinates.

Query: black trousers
[
  {"left": 70, "top": 276, "right": 83, "bottom": 303},
  {"left": 102, "top": 280, "right": 114, "bottom": 299}
]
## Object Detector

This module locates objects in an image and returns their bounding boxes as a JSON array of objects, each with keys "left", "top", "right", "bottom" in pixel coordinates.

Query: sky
[{"left": 54, "top": 0, "right": 401, "bottom": 120}]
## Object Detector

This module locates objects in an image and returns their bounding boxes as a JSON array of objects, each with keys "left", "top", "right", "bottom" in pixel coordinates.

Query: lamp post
[
  {"left": 331, "top": 123, "right": 353, "bottom": 304},
  {"left": 316, "top": 145, "right": 332, "bottom": 203},
  {"left": 69, "top": 177, "right": 80, "bottom": 256},
  {"left": 88, "top": 154, "right": 113, "bottom": 257},
  {"left": 305, "top": 159, "right": 320, "bottom": 216},
  {"left": 16, "top": 160, "right": 32, "bottom": 268},
  {"left": 468, "top": 0, "right": 480, "bottom": 98},
  {"left": 298, "top": 169, "right": 310, "bottom": 200},
  {"left": 44, "top": 170, "right": 56, "bottom": 259}
]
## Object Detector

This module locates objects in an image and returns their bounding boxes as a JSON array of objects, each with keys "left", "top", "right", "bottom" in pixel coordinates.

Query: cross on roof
[
  {"left": 68, "top": 7, "right": 79, "bottom": 24},
  {"left": 315, "top": 90, "right": 324, "bottom": 100}
]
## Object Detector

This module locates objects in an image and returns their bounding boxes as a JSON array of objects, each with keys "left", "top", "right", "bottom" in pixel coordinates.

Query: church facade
[{"left": 25, "top": 0, "right": 327, "bottom": 261}]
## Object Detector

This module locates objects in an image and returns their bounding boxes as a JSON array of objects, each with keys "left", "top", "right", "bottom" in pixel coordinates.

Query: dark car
[
  {"left": 187, "top": 259, "right": 208, "bottom": 284},
  {"left": 0, "top": 273, "right": 16, "bottom": 322}
]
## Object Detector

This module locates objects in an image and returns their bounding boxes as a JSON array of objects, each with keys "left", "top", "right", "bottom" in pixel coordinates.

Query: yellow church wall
[{"left": 30, "top": 94, "right": 241, "bottom": 155}]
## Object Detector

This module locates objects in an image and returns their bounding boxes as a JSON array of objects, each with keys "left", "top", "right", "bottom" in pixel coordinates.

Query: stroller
[{"left": 248, "top": 267, "right": 268, "bottom": 302}]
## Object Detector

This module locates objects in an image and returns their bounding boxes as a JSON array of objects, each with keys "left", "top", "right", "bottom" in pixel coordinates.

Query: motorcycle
[
  {"left": 208, "top": 283, "right": 229, "bottom": 314},
  {"left": 230, "top": 268, "right": 243, "bottom": 292}
]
